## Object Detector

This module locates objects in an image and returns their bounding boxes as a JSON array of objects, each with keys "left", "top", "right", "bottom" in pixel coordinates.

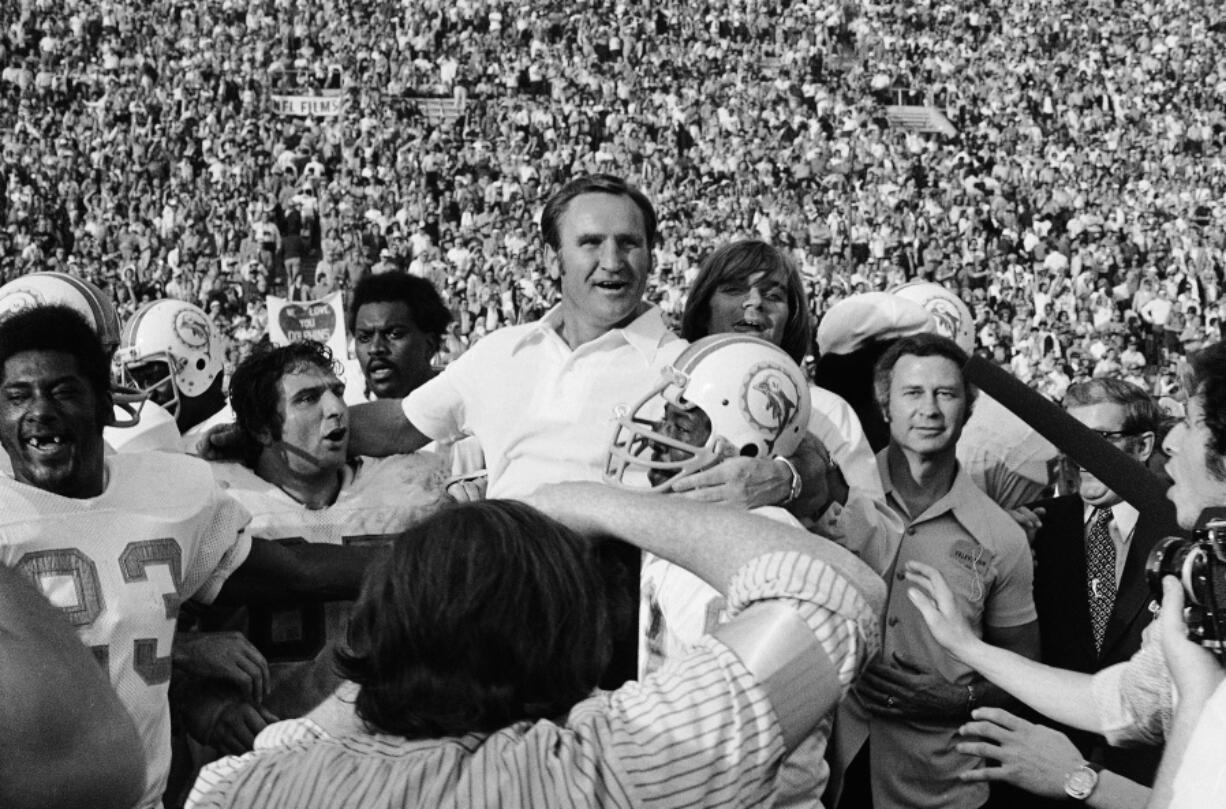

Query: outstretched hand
[
  {"left": 904, "top": 560, "right": 981, "bottom": 662},
  {"left": 955, "top": 707, "right": 1083, "bottom": 798}
]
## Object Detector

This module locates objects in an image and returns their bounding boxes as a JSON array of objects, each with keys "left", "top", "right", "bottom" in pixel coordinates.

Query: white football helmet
[
  {"left": 0, "top": 271, "right": 122, "bottom": 353},
  {"left": 606, "top": 334, "right": 811, "bottom": 491},
  {"left": 891, "top": 281, "right": 975, "bottom": 354},
  {"left": 0, "top": 271, "right": 147, "bottom": 425},
  {"left": 115, "top": 300, "right": 223, "bottom": 417}
]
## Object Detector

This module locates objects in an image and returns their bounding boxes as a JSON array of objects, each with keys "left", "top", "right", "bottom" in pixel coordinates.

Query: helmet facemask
[
  {"left": 606, "top": 335, "right": 811, "bottom": 493},
  {"left": 115, "top": 350, "right": 181, "bottom": 417},
  {"left": 607, "top": 370, "right": 729, "bottom": 492}
]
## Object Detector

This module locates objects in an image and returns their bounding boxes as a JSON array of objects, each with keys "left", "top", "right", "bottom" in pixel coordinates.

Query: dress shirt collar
[
  {"left": 512, "top": 303, "right": 674, "bottom": 364},
  {"left": 1083, "top": 500, "right": 1140, "bottom": 541}
]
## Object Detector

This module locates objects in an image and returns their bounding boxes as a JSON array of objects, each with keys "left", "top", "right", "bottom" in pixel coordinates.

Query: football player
[
  {"left": 342, "top": 273, "right": 487, "bottom": 496},
  {"left": 0, "top": 272, "right": 181, "bottom": 455},
  {"left": 0, "top": 305, "right": 378, "bottom": 809},
  {"left": 114, "top": 298, "right": 231, "bottom": 446},
  {"left": 186, "top": 340, "right": 451, "bottom": 752}
]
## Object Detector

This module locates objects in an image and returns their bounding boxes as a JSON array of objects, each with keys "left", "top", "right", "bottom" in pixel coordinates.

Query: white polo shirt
[{"left": 402, "top": 305, "right": 685, "bottom": 499}]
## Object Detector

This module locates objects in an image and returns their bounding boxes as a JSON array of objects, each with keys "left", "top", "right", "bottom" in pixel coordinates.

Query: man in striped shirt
[{"left": 188, "top": 484, "right": 885, "bottom": 809}]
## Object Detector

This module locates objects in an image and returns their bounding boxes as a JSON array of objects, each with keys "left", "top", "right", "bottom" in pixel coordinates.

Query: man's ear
[
  {"left": 1133, "top": 430, "right": 1156, "bottom": 463},
  {"left": 544, "top": 244, "right": 561, "bottom": 280}
]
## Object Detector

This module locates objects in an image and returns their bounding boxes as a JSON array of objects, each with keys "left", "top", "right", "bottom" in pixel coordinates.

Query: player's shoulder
[
  {"left": 208, "top": 460, "right": 271, "bottom": 492},
  {"left": 109, "top": 450, "right": 215, "bottom": 488},
  {"left": 96, "top": 451, "right": 221, "bottom": 513},
  {"left": 350, "top": 452, "right": 450, "bottom": 496}
]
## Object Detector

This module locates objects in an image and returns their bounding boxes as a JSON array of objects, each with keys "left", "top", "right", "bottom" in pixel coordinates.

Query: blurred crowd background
[{"left": 2, "top": 0, "right": 1225, "bottom": 403}]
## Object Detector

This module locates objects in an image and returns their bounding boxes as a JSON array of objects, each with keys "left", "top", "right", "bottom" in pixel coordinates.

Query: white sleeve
[
  {"left": 402, "top": 360, "right": 470, "bottom": 444},
  {"left": 184, "top": 485, "right": 254, "bottom": 604}
]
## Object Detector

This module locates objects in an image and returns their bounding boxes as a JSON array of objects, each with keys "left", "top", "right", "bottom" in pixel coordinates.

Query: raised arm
[
  {"left": 527, "top": 482, "right": 882, "bottom": 601},
  {"left": 345, "top": 399, "right": 432, "bottom": 457},
  {"left": 529, "top": 483, "right": 885, "bottom": 746},
  {"left": 905, "top": 560, "right": 1103, "bottom": 732},
  {"left": 0, "top": 566, "right": 145, "bottom": 809}
]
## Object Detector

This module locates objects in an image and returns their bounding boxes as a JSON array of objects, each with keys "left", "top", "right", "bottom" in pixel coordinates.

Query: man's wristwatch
[{"left": 1064, "top": 761, "right": 1103, "bottom": 801}]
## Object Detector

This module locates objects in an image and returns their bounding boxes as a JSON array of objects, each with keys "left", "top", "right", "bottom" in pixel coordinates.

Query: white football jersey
[
  {"left": 105, "top": 400, "right": 183, "bottom": 454},
  {"left": 208, "top": 452, "right": 450, "bottom": 717},
  {"left": 0, "top": 452, "right": 252, "bottom": 809},
  {"left": 180, "top": 403, "right": 236, "bottom": 455}
]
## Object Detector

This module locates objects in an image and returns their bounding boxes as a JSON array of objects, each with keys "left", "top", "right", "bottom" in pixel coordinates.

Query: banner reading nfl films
[{"left": 270, "top": 93, "right": 344, "bottom": 117}]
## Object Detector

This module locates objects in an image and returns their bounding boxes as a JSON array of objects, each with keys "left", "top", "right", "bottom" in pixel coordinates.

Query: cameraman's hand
[{"left": 1160, "top": 576, "right": 1225, "bottom": 702}]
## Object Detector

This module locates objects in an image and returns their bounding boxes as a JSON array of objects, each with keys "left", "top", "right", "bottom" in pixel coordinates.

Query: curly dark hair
[
  {"left": 228, "top": 340, "right": 339, "bottom": 467},
  {"left": 1188, "top": 341, "right": 1226, "bottom": 480},
  {"left": 0, "top": 305, "right": 112, "bottom": 429},
  {"left": 337, "top": 500, "right": 612, "bottom": 738},
  {"left": 347, "top": 273, "right": 452, "bottom": 350},
  {"left": 539, "top": 174, "right": 658, "bottom": 250}
]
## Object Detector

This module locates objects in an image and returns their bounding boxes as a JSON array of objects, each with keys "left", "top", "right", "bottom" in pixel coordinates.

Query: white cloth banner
[
  {"left": 266, "top": 293, "right": 348, "bottom": 361},
  {"left": 270, "top": 93, "right": 344, "bottom": 117}
]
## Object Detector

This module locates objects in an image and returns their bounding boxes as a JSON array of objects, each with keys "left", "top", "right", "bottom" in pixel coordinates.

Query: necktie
[{"left": 1086, "top": 507, "right": 1116, "bottom": 653}]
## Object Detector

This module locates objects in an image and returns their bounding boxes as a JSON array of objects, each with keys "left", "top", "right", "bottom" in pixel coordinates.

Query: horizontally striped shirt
[{"left": 188, "top": 551, "right": 883, "bottom": 809}]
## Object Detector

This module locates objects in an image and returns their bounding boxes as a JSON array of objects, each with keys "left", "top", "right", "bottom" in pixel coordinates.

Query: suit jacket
[{"left": 1028, "top": 493, "right": 1184, "bottom": 785}]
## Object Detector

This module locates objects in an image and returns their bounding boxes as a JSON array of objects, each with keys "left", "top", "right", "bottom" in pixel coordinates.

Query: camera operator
[
  {"left": 903, "top": 340, "right": 1226, "bottom": 809},
  {"left": 1144, "top": 343, "right": 1226, "bottom": 809}
]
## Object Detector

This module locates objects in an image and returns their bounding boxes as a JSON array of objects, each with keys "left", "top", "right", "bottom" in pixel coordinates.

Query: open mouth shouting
[{"left": 365, "top": 361, "right": 397, "bottom": 382}]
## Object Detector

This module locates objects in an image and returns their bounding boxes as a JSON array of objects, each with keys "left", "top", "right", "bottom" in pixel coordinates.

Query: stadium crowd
[
  {"left": 3, "top": 1, "right": 1226, "bottom": 808},
  {"left": 2, "top": 0, "right": 1226, "bottom": 395}
]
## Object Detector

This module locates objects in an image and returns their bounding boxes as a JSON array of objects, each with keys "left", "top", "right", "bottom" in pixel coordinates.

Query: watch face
[{"left": 1065, "top": 766, "right": 1098, "bottom": 800}]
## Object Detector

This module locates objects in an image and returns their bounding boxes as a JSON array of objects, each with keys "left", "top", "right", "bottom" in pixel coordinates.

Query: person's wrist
[{"left": 773, "top": 455, "right": 802, "bottom": 505}]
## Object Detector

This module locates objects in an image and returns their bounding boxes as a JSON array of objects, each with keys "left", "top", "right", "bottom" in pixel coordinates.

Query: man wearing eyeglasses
[{"left": 967, "top": 378, "right": 1169, "bottom": 808}]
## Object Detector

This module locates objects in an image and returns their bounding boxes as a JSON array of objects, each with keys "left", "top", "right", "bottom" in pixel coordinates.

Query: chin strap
[
  {"left": 109, "top": 386, "right": 147, "bottom": 429},
  {"left": 712, "top": 601, "right": 843, "bottom": 753}
]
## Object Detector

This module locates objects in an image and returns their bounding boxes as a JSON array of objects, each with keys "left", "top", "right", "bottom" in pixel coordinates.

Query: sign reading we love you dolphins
[{"left": 266, "top": 292, "right": 348, "bottom": 361}]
